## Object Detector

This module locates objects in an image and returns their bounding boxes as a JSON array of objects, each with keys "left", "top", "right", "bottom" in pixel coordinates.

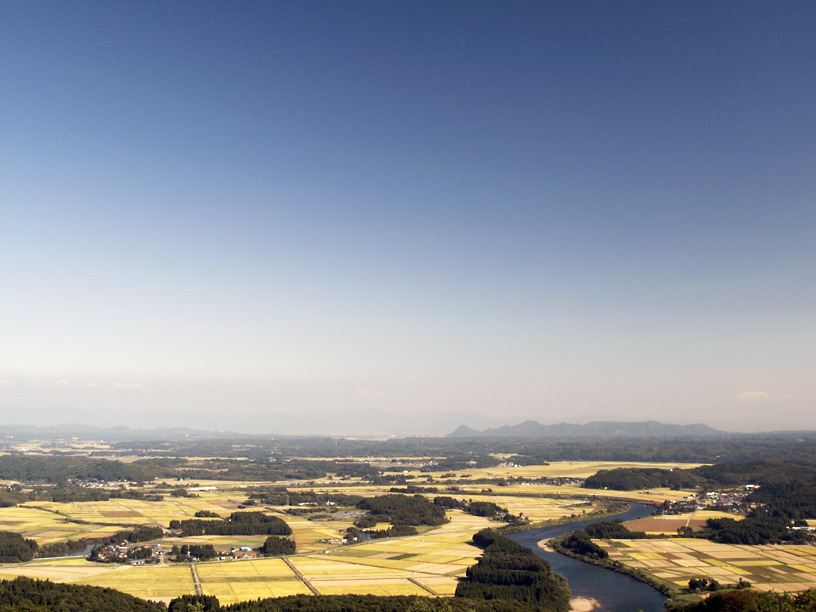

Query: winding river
[{"left": 509, "top": 504, "right": 667, "bottom": 612}]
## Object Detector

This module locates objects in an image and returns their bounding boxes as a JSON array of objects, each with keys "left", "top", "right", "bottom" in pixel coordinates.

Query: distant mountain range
[
  {"left": 447, "top": 420, "right": 725, "bottom": 438},
  {"left": 0, "top": 419, "right": 727, "bottom": 443},
  {"left": 0, "top": 409, "right": 503, "bottom": 441}
]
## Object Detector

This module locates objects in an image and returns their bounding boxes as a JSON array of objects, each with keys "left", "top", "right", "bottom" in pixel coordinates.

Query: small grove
[
  {"left": 455, "top": 528, "right": 571, "bottom": 612},
  {"left": 169, "top": 512, "right": 292, "bottom": 537}
]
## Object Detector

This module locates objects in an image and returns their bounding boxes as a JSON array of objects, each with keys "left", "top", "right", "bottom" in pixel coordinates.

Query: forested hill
[{"left": 447, "top": 420, "right": 723, "bottom": 438}]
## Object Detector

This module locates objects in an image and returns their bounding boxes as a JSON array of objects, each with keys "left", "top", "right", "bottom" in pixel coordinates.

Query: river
[{"left": 509, "top": 503, "right": 667, "bottom": 612}]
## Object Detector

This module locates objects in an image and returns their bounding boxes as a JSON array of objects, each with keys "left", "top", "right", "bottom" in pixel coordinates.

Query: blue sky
[{"left": 1, "top": 1, "right": 814, "bottom": 434}]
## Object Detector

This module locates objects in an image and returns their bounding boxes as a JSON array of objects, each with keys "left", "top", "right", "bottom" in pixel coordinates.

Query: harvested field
[{"left": 624, "top": 511, "right": 743, "bottom": 535}]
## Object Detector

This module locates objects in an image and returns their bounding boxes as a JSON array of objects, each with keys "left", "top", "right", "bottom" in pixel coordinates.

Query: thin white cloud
[
  {"left": 26, "top": 379, "right": 97, "bottom": 389},
  {"left": 113, "top": 382, "right": 151, "bottom": 392},
  {"left": 737, "top": 390, "right": 775, "bottom": 402},
  {"left": 0, "top": 379, "right": 13, "bottom": 388}
]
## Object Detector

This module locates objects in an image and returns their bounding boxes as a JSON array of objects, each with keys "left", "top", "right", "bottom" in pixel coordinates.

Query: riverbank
[
  {"left": 509, "top": 503, "right": 668, "bottom": 612},
  {"left": 548, "top": 534, "right": 679, "bottom": 598},
  {"left": 570, "top": 596, "right": 600, "bottom": 611},
  {"left": 498, "top": 501, "right": 631, "bottom": 536}
]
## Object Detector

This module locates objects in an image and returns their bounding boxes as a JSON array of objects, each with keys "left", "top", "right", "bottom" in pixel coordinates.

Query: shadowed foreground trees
[
  {"left": 0, "top": 577, "right": 163, "bottom": 612},
  {"left": 455, "top": 529, "right": 571, "bottom": 612},
  {"left": 669, "top": 588, "right": 816, "bottom": 611},
  {"left": 0, "top": 577, "right": 559, "bottom": 612}
]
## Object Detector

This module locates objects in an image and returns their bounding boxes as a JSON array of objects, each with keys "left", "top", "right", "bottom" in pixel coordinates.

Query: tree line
[
  {"left": 0, "top": 576, "right": 556, "bottom": 612},
  {"left": 168, "top": 512, "right": 291, "bottom": 537},
  {"left": 455, "top": 528, "right": 571, "bottom": 612}
]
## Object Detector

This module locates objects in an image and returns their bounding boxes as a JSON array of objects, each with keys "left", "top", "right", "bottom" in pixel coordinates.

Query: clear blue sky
[{"left": 2, "top": 1, "right": 814, "bottom": 434}]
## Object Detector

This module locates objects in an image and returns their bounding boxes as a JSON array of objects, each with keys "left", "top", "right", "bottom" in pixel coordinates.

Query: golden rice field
[
  {"left": 22, "top": 494, "right": 238, "bottom": 528},
  {"left": 0, "top": 462, "right": 711, "bottom": 605},
  {"left": 0, "top": 556, "right": 123, "bottom": 583},
  {"left": 196, "top": 558, "right": 311, "bottom": 604},
  {"left": 285, "top": 517, "right": 356, "bottom": 552},
  {"left": 0, "top": 506, "right": 121, "bottom": 544},
  {"left": 0, "top": 509, "right": 499, "bottom": 603},
  {"left": 302, "top": 510, "right": 494, "bottom": 597},
  {"left": 597, "top": 538, "right": 816, "bottom": 592},
  {"left": 69, "top": 565, "right": 197, "bottom": 603}
]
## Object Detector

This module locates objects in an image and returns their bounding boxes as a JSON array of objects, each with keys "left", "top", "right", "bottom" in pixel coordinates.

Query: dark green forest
[
  {"left": 668, "top": 588, "right": 816, "bottom": 611},
  {"left": 169, "top": 512, "right": 291, "bottom": 537},
  {"left": 0, "top": 577, "right": 556, "bottom": 612},
  {"left": 455, "top": 529, "right": 571, "bottom": 612},
  {"left": 357, "top": 494, "right": 448, "bottom": 526},
  {"left": 0, "top": 533, "right": 38, "bottom": 563},
  {"left": 0, "top": 577, "right": 163, "bottom": 612}
]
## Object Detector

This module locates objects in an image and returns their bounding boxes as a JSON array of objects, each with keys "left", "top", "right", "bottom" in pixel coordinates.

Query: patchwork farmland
[{"left": 597, "top": 538, "right": 816, "bottom": 593}]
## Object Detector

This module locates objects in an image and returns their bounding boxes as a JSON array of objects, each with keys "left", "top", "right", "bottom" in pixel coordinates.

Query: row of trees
[
  {"left": 698, "top": 508, "right": 811, "bottom": 545},
  {"left": 0, "top": 455, "right": 155, "bottom": 483},
  {"left": 172, "top": 544, "right": 218, "bottom": 561},
  {"left": 169, "top": 512, "right": 291, "bottom": 537},
  {"left": 670, "top": 588, "right": 816, "bottom": 611},
  {"left": 173, "top": 593, "right": 541, "bottom": 612},
  {"left": 0, "top": 576, "right": 552, "bottom": 612},
  {"left": 583, "top": 467, "right": 704, "bottom": 491},
  {"left": 346, "top": 525, "right": 418, "bottom": 541}
]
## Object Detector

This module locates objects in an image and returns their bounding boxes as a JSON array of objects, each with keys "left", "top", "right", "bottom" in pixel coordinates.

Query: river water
[{"left": 509, "top": 504, "right": 667, "bottom": 612}]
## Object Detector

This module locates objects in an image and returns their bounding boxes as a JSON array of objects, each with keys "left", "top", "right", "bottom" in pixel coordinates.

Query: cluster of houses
[
  {"left": 89, "top": 543, "right": 265, "bottom": 564},
  {"left": 67, "top": 478, "right": 132, "bottom": 489},
  {"left": 663, "top": 486, "right": 757, "bottom": 514},
  {"left": 91, "top": 543, "right": 163, "bottom": 564}
]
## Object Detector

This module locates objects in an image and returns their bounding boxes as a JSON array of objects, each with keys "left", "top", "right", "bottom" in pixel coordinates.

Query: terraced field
[{"left": 597, "top": 538, "right": 816, "bottom": 592}]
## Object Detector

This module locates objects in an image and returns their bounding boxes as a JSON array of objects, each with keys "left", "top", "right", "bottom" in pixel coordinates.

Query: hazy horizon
[
  {"left": 2, "top": 3, "right": 814, "bottom": 435},
  {"left": 0, "top": 413, "right": 805, "bottom": 438}
]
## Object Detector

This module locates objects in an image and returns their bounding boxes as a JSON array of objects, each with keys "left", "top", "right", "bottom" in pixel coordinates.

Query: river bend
[{"left": 509, "top": 503, "right": 667, "bottom": 612}]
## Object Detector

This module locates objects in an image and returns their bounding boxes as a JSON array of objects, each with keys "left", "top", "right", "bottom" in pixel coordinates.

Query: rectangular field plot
[
  {"left": 314, "top": 580, "right": 428, "bottom": 596},
  {"left": 416, "top": 575, "right": 460, "bottom": 596},
  {"left": 596, "top": 539, "right": 816, "bottom": 592},
  {"left": 287, "top": 518, "right": 354, "bottom": 552},
  {"left": 196, "top": 558, "right": 296, "bottom": 578},
  {"left": 69, "top": 565, "right": 196, "bottom": 601},
  {"left": 200, "top": 577, "right": 311, "bottom": 604}
]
